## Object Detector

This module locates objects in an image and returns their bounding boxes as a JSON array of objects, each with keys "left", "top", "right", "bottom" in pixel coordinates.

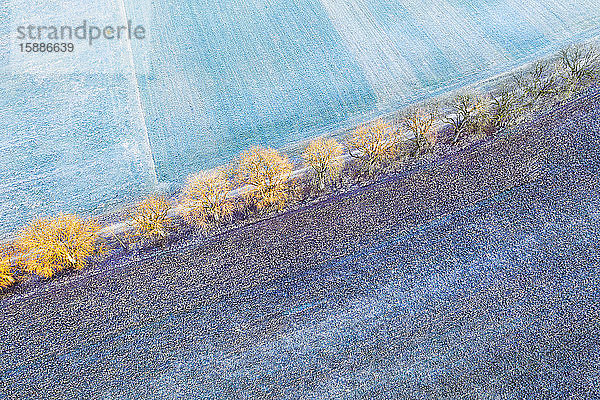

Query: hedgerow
[{"left": 1, "top": 41, "right": 598, "bottom": 290}]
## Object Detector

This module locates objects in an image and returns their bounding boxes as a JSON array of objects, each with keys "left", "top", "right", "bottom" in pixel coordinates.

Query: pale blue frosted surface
[
  {"left": 0, "top": 0, "right": 158, "bottom": 237},
  {"left": 1, "top": 0, "right": 600, "bottom": 236}
]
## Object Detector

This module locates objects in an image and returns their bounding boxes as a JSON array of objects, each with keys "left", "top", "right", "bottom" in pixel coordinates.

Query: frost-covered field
[
  {"left": 1, "top": 88, "right": 599, "bottom": 399},
  {"left": 1, "top": 0, "right": 600, "bottom": 236}
]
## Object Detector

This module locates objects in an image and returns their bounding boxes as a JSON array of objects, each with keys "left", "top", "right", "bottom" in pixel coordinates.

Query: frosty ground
[{"left": 1, "top": 89, "right": 599, "bottom": 399}]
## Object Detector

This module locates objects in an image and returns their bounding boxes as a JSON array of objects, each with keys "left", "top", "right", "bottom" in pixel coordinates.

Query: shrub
[
  {"left": 404, "top": 109, "right": 436, "bottom": 155},
  {"left": 302, "top": 137, "right": 344, "bottom": 190},
  {"left": 236, "top": 147, "right": 294, "bottom": 210},
  {"left": 182, "top": 170, "right": 234, "bottom": 227},
  {"left": 0, "top": 245, "right": 17, "bottom": 289},
  {"left": 347, "top": 121, "right": 399, "bottom": 176},
  {"left": 17, "top": 214, "right": 101, "bottom": 279},
  {"left": 129, "top": 196, "right": 172, "bottom": 241}
]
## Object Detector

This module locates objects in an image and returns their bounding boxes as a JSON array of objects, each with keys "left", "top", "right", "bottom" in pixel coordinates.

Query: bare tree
[
  {"left": 513, "top": 61, "right": 557, "bottom": 108},
  {"left": 302, "top": 137, "right": 344, "bottom": 191},
  {"left": 404, "top": 108, "right": 436, "bottom": 155},
  {"left": 347, "top": 121, "right": 400, "bottom": 176},
  {"left": 444, "top": 94, "right": 473, "bottom": 144},
  {"left": 491, "top": 85, "right": 521, "bottom": 131},
  {"left": 236, "top": 147, "right": 294, "bottom": 211},
  {"left": 558, "top": 44, "right": 600, "bottom": 93}
]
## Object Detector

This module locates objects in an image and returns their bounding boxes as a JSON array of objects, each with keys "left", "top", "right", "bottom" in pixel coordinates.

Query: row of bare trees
[
  {"left": 0, "top": 123, "right": 431, "bottom": 285},
  {"left": 442, "top": 43, "right": 600, "bottom": 144},
  {"left": 1, "top": 43, "right": 598, "bottom": 289}
]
